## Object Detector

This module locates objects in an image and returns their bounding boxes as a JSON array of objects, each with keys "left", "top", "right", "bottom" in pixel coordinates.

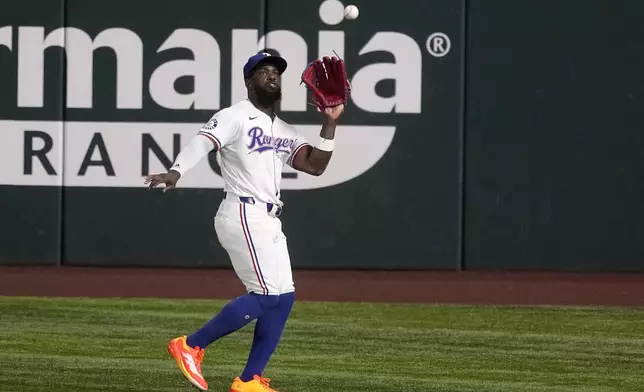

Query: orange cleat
[
  {"left": 168, "top": 335, "right": 209, "bottom": 390},
  {"left": 230, "top": 375, "right": 282, "bottom": 392}
]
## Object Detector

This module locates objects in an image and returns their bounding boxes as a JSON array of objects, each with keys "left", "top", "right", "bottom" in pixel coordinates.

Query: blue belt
[{"left": 234, "top": 195, "right": 282, "bottom": 217}]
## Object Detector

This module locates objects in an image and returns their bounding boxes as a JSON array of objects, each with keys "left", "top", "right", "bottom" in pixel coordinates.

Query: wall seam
[{"left": 456, "top": 0, "right": 468, "bottom": 272}]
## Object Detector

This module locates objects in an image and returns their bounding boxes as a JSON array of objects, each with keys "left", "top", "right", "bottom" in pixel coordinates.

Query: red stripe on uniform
[
  {"left": 198, "top": 132, "right": 221, "bottom": 150},
  {"left": 239, "top": 203, "right": 267, "bottom": 295},
  {"left": 289, "top": 143, "right": 311, "bottom": 166}
]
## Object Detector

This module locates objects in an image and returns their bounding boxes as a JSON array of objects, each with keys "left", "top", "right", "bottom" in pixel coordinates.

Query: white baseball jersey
[
  {"left": 171, "top": 99, "right": 310, "bottom": 206},
  {"left": 169, "top": 99, "right": 311, "bottom": 295}
]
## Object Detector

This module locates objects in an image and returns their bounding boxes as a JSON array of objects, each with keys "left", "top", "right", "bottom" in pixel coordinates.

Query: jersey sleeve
[
  {"left": 169, "top": 108, "right": 241, "bottom": 177},
  {"left": 169, "top": 134, "right": 215, "bottom": 176},
  {"left": 197, "top": 107, "right": 241, "bottom": 150},
  {"left": 286, "top": 131, "right": 311, "bottom": 168}
]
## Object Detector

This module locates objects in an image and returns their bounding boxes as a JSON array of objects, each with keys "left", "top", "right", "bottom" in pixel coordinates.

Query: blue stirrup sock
[
  {"left": 240, "top": 292, "right": 295, "bottom": 382},
  {"left": 186, "top": 293, "right": 279, "bottom": 349}
]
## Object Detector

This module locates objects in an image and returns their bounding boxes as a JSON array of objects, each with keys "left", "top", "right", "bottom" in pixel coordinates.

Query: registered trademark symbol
[{"left": 426, "top": 33, "right": 451, "bottom": 57}]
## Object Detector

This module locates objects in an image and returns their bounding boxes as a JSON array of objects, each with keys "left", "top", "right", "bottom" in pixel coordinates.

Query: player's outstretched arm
[
  {"left": 292, "top": 105, "right": 344, "bottom": 176},
  {"left": 144, "top": 133, "right": 216, "bottom": 192}
]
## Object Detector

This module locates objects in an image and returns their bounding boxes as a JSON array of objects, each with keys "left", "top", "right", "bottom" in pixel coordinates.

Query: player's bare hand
[
  {"left": 324, "top": 104, "right": 344, "bottom": 121},
  {"left": 144, "top": 170, "right": 181, "bottom": 192}
]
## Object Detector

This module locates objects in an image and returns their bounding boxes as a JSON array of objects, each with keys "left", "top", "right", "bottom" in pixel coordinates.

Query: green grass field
[{"left": 0, "top": 296, "right": 643, "bottom": 392}]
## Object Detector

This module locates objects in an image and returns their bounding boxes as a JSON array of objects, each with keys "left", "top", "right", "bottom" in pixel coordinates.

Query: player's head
[{"left": 244, "top": 51, "right": 287, "bottom": 106}]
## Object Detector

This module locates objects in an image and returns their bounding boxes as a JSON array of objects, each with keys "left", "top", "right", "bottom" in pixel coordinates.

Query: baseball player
[{"left": 144, "top": 52, "right": 350, "bottom": 392}]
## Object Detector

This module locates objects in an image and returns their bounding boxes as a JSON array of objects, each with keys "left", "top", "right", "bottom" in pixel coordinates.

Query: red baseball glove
[{"left": 300, "top": 56, "right": 351, "bottom": 111}]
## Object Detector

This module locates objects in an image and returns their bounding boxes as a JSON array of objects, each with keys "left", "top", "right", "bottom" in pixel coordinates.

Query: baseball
[{"left": 344, "top": 5, "right": 359, "bottom": 20}]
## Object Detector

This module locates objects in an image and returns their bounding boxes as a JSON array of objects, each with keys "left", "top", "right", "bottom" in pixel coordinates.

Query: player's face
[
  {"left": 249, "top": 63, "right": 282, "bottom": 105},
  {"left": 252, "top": 64, "right": 281, "bottom": 94}
]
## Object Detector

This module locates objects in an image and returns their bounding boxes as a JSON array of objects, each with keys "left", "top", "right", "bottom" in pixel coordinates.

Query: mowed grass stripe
[
  {"left": 0, "top": 355, "right": 631, "bottom": 392},
  {"left": 0, "top": 296, "right": 643, "bottom": 392}
]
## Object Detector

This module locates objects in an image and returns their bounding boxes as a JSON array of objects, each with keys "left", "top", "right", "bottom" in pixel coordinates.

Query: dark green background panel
[
  {"left": 0, "top": 0, "right": 65, "bottom": 265},
  {"left": 61, "top": 0, "right": 264, "bottom": 267},
  {"left": 59, "top": 0, "right": 464, "bottom": 269},
  {"left": 463, "top": 0, "right": 644, "bottom": 272},
  {"left": 265, "top": 0, "right": 464, "bottom": 269},
  {"left": 62, "top": 0, "right": 265, "bottom": 123},
  {"left": 0, "top": 0, "right": 66, "bottom": 121},
  {"left": 2, "top": 0, "right": 644, "bottom": 272},
  {"left": 61, "top": 188, "right": 230, "bottom": 267},
  {"left": 0, "top": 187, "right": 62, "bottom": 265}
]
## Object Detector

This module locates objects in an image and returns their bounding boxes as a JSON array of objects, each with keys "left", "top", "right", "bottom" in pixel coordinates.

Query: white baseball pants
[{"left": 214, "top": 193, "right": 294, "bottom": 295}]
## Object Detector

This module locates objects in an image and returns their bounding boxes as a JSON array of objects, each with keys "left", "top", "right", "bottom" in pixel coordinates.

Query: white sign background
[{"left": 0, "top": 120, "right": 396, "bottom": 190}]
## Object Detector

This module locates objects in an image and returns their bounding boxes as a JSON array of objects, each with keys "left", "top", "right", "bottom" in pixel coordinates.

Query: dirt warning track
[{"left": 1, "top": 266, "right": 643, "bottom": 307}]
